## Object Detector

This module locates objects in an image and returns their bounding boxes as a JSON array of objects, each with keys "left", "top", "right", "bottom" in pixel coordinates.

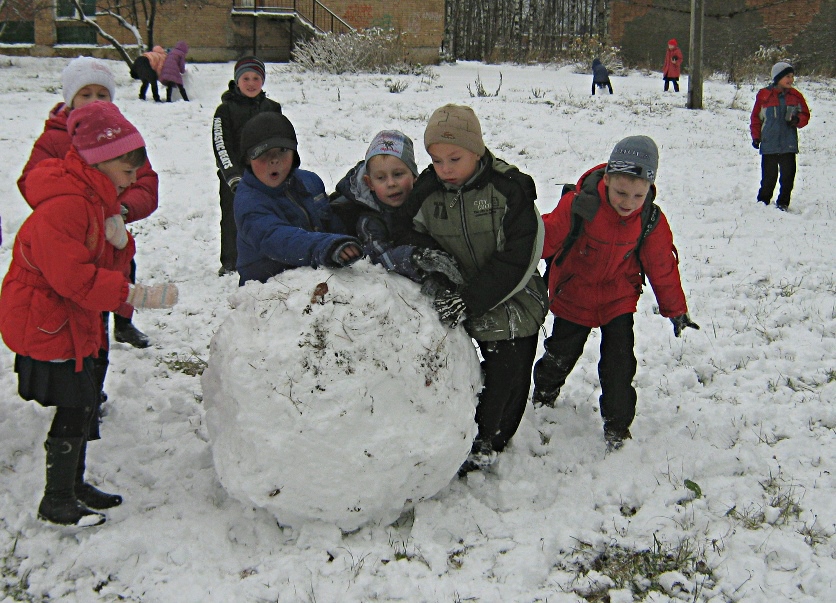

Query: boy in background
[
  {"left": 750, "top": 62, "right": 810, "bottom": 211},
  {"left": 212, "top": 56, "right": 283, "bottom": 276}
]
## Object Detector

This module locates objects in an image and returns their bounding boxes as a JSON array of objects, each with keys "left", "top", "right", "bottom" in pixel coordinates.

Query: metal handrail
[{"left": 231, "top": 0, "right": 354, "bottom": 34}]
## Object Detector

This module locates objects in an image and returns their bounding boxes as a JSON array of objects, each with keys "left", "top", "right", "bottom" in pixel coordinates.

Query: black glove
[
  {"left": 752, "top": 140, "right": 760, "bottom": 149},
  {"left": 420, "top": 273, "right": 458, "bottom": 298},
  {"left": 670, "top": 313, "right": 700, "bottom": 337},
  {"left": 433, "top": 291, "right": 467, "bottom": 328},
  {"left": 412, "top": 249, "right": 464, "bottom": 285},
  {"left": 789, "top": 115, "right": 800, "bottom": 127}
]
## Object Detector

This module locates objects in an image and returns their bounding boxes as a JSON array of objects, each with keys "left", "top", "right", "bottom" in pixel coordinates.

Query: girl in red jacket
[
  {"left": 533, "top": 136, "right": 699, "bottom": 450},
  {"left": 0, "top": 102, "right": 178, "bottom": 527},
  {"left": 663, "top": 39, "right": 683, "bottom": 92},
  {"left": 18, "top": 56, "right": 159, "bottom": 349}
]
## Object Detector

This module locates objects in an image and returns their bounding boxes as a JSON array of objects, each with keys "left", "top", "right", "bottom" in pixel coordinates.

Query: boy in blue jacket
[{"left": 234, "top": 113, "right": 362, "bottom": 285}]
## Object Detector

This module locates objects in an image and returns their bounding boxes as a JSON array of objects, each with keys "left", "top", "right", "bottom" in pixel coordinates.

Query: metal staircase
[{"left": 231, "top": 1, "right": 353, "bottom": 35}]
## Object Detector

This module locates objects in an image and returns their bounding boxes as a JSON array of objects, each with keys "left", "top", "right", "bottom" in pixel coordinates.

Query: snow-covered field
[{"left": 0, "top": 56, "right": 834, "bottom": 602}]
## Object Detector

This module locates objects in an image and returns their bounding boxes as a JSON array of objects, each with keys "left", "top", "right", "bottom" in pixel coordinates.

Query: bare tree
[
  {"left": 67, "top": 0, "right": 215, "bottom": 69},
  {"left": 444, "top": 0, "right": 612, "bottom": 62}
]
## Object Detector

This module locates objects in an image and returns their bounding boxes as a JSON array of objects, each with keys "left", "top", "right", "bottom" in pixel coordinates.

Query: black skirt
[{"left": 15, "top": 355, "right": 99, "bottom": 409}]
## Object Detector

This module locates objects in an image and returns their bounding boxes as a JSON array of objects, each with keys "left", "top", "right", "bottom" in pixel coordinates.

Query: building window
[
  {"left": 0, "top": 20, "right": 35, "bottom": 44},
  {"left": 56, "top": 0, "right": 98, "bottom": 45},
  {"left": 56, "top": 0, "right": 97, "bottom": 19}
]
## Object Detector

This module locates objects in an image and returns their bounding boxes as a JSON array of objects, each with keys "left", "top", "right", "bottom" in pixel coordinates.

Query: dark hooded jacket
[{"left": 212, "top": 83, "right": 283, "bottom": 192}]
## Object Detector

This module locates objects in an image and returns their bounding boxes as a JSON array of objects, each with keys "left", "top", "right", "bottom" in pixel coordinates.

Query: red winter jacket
[
  {"left": 541, "top": 165, "right": 687, "bottom": 328},
  {"left": 17, "top": 102, "right": 159, "bottom": 223},
  {"left": 0, "top": 150, "right": 135, "bottom": 371},
  {"left": 663, "top": 45, "right": 684, "bottom": 78}
]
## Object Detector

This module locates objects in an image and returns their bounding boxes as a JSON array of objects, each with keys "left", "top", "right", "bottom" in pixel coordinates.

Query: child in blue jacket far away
[{"left": 234, "top": 112, "right": 363, "bottom": 285}]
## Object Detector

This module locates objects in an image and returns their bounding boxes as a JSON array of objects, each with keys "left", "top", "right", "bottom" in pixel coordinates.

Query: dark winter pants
[
  {"left": 474, "top": 334, "right": 538, "bottom": 453},
  {"left": 758, "top": 153, "right": 797, "bottom": 208},
  {"left": 663, "top": 77, "right": 680, "bottom": 92},
  {"left": 592, "top": 81, "right": 613, "bottom": 95},
  {"left": 165, "top": 83, "right": 189, "bottom": 102},
  {"left": 132, "top": 57, "right": 161, "bottom": 102},
  {"left": 533, "top": 314, "right": 637, "bottom": 433},
  {"left": 218, "top": 176, "right": 237, "bottom": 270}
]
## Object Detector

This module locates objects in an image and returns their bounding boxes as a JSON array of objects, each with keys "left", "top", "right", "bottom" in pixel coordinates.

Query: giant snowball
[{"left": 202, "top": 261, "right": 481, "bottom": 531}]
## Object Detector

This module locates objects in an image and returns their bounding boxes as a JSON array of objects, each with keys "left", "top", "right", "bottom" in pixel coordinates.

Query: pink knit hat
[{"left": 67, "top": 101, "right": 145, "bottom": 165}]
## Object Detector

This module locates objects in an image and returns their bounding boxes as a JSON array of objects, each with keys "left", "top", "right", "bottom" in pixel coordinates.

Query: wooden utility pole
[{"left": 687, "top": 0, "right": 704, "bottom": 109}]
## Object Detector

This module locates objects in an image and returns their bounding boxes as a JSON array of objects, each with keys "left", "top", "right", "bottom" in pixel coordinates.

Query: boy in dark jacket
[
  {"left": 234, "top": 112, "right": 362, "bottom": 285},
  {"left": 750, "top": 62, "right": 811, "bottom": 210},
  {"left": 330, "top": 130, "right": 462, "bottom": 287},
  {"left": 591, "top": 58, "right": 613, "bottom": 95},
  {"left": 212, "top": 56, "right": 283, "bottom": 276},
  {"left": 396, "top": 104, "right": 548, "bottom": 475},
  {"left": 533, "top": 136, "right": 699, "bottom": 451}
]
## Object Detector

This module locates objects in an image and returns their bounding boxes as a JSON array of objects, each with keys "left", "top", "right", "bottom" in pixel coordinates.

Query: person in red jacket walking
[
  {"left": 663, "top": 39, "right": 683, "bottom": 92},
  {"left": 532, "top": 136, "right": 699, "bottom": 450},
  {"left": 18, "top": 56, "right": 159, "bottom": 349},
  {"left": 0, "top": 102, "right": 178, "bottom": 527},
  {"left": 749, "top": 62, "right": 811, "bottom": 211}
]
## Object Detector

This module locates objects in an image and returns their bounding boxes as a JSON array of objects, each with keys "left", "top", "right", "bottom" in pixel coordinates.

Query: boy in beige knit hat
[{"left": 396, "top": 103, "right": 548, "bottom": 476}]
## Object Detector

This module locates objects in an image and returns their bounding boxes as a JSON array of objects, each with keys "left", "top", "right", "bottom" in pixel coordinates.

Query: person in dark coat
[
  {"left": 395, "top": 104, "right": 548, "bottom": 476},
  {"left": 591, "top": 58, "right": 613, "bottom": 95},
  {"left": 749, "top": 62, "right": 811, "bottom": 210},
  {"left": 160, "top": 41, "right": 189, "bottom": 102},
  {"left": 211, "top": 56, "right": 283, "bottom": 276},
  {"left": 329, "top": 130, "right": 462, "bottom": 288},
  {"left": 234, "top": 112, "right": 362, "bottom": 285}
]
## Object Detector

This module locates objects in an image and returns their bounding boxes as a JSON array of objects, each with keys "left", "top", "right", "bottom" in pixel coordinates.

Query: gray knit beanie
[
  {"left": 365, "top": 130, "right": 418, "bottom": 176},
  {"left": 605, "top": 135, "right": 659, "bottom": 184},
  {"left": 771, "top": 62, "right": 794, "bottom": 84}
]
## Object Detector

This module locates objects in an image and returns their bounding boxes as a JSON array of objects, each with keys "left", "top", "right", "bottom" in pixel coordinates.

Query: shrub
[{"left": 292, "top": 28, "right": 419, "bottom": 75}]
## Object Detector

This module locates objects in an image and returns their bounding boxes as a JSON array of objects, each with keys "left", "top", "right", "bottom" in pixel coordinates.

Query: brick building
[{"left": 0, "top": 1, "right": 444, "bottom": 65}]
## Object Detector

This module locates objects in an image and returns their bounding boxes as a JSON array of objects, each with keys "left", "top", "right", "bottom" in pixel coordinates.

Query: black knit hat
[{"left": 240, "top": 113, "right": 300, "bottom": 168}]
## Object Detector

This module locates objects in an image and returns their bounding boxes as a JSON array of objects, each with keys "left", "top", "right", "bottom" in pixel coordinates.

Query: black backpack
[{"left": 545, "top": 170, "right": 660, "bottom": 282}]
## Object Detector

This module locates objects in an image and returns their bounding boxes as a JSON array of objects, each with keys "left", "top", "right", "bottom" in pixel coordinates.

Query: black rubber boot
[
  {"left": 38, "top": 438, "right": 105, "bottom": 526},
  {"left": 113, "top": 315, "right": 150, "bottom": 348},
  {"left": 75, "top": 439, "right": 122, "bottom": 510}
]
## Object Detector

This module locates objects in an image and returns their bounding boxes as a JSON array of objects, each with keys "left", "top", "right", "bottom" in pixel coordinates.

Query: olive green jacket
[{"left": 404, "top": 151, "right": 547, "bottom": 341}]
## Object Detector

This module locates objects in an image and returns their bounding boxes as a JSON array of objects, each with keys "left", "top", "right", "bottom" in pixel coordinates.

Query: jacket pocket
[{"left": 33, "top": 291, "right": 68, "bottom": 334}]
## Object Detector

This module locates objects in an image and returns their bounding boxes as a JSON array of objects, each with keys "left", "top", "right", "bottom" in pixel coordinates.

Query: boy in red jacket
[
  {"left": 750, "top": 62, "right": 811, "bottom": 211},
  {"left": 533, "top": 136, "right": 698, "bottom": 450},
  {"left": 18, "top": 56, "right": 159, "bottom": 348},
  {"left": 0, "top": 103, "right": 178, "bottom": 527}
]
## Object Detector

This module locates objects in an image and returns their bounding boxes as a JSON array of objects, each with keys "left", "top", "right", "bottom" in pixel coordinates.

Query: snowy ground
[{"left": 0, "top": 56, "right": 834, "bottom": 602}]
